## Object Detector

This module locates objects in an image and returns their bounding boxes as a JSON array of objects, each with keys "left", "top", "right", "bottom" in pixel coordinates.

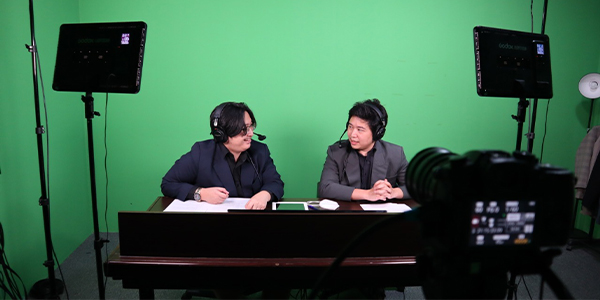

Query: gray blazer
[
  {"left": 317, "top": 139, "right": 410, "bottom": 201},
  {"left": 575, "top": 126, "right": 600, "bottom": 199}
]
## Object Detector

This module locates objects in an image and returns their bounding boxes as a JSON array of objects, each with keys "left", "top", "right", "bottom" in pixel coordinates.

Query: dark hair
[
  {"left": 347, "top": 98, "right": 388, "bottom": 138},
  {"left": 210, "top": 102, "right": 256, "bottom": 139}
]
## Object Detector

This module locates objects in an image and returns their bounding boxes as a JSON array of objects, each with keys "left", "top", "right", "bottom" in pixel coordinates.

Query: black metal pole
[
  {"left": 587, "top": 99, "right": 595, "bottom": 133},
  {"left": 526, "top": 0, "right": 549, "bottom": 153},
  {"left": 26, "top": 0, "right": 63, "bottom": 298},
  {"left": 81, "top": 92, "right": 106, "bottom": 300},
  {"left": 541, "top": 0, "right": 549, "bottom": 35},
  {"left": 526, "top": 99, "right": 538, "bottom": 153},
  {"left": 513, "top": 98, "right": 529, "bottom": 151}
]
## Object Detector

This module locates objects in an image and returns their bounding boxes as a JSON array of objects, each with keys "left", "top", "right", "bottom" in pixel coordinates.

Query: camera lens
[{"left": 406, "top": 147, "right": 457, "bottom": 203}]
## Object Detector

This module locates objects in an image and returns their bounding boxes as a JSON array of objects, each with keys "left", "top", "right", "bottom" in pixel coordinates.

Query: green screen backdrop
[{"left": 2, "top": 0, "right": 600, "bottom": 290}]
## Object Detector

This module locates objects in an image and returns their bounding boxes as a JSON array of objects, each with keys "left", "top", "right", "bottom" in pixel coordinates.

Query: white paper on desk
[
  {"left": 164, "top": 198, "right": 250, "bottom": 213},
  {"left": 360, "top": 203, "right": 412, "bottom": 213}
]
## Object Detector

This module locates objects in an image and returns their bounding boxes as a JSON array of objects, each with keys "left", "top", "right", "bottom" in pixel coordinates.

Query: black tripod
[
  {"left": 506, "top": 248, "right": 574, "bottom": 300},
  {"left": 25, "top": 0, "right": 64, "bottom": 298}
]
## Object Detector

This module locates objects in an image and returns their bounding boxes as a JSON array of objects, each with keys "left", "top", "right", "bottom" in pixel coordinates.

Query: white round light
[{"left": 579, "top": 73, "right": 600, "bottom": 99}]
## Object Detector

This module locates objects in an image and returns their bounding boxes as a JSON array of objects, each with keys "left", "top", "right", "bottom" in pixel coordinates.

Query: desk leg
[{"left": 139, "top": 288, "right": 154, "bottom": 299}]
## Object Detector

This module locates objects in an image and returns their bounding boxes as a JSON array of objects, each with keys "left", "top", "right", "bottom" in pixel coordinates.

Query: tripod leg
[{"left": 506, "top": 272, "right": 517, "bottom": 300}]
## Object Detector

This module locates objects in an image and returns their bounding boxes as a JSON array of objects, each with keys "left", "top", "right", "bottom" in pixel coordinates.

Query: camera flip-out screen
[
  {"left": 52, "top": 21, "right": 147, "bottom": 94},
  {"left": 469, "top": 200, "right": 536, "bottom": 246}
]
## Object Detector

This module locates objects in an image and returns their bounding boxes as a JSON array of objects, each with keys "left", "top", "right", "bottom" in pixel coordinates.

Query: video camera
[{"left": 406, "top": 147, "right": 575, "bottom": 298}]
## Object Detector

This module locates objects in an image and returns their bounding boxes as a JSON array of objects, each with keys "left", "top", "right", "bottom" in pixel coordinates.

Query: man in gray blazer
[{"left": 318, "top": 99, "right": 410, "bottom": 201}]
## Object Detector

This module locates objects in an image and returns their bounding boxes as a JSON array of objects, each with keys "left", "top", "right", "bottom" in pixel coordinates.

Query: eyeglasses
[{"left": 241, "top": 124, "right": 256, "bottom": 136}]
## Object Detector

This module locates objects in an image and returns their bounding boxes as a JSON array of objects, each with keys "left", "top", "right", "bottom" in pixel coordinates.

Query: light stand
[
  {"left": 51, "top": 21, "right": 146, "bottom": 300},
  {"left": 507, "top": 2, "right": 551, "bottom": 292},
  {"left": 511, "top": 98, "right": 530, "bottom": 151},
  {"left": 511, "top": 97, "right": 538, "bottom": 153},
  {"left": 25, "top": 0, "right": 64, "bottom": 298},
  {"left": 82, "top": 92, "right": 108, "bottom": 300},
  {"left": 587, "top": 98, "right": 595, "bottom": 132},
  {"left": 578, "top": 72, "right": 600, "bottom": 132},
  {"left": 526, "top": 99, "right": 539, "bottom": 152}
]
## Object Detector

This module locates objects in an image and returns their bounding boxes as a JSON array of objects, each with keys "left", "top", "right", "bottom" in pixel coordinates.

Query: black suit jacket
[{"left": 161, "top": 139, "right": 284, "bottom": 201}]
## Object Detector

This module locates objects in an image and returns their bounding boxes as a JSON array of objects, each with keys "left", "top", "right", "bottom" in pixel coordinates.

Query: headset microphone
[
  {"left": 337, "top": 129, "right": 348, "bottom": 148},
  {"left": 254, "top": 133, "right": 267, "bottom": 141},
  {"left": 247, "top": 152, "right": 263, "bottom": 185}
]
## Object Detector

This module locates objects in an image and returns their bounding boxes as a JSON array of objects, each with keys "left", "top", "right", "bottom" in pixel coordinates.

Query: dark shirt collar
[
  {"left": 217, "top": 142, "right": 229, "bottom": 157},
  {"left": 354, "top": 142, "right": 377, "bottom": 157},
  {"left": 225, "top": 151, "right": 248, "bottom": 167},
  {"left": 218, "top": 143, "right": 248, "bottom": 164}
]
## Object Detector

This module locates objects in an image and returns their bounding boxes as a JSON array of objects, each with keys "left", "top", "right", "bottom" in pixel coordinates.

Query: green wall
[{"left": 2, "top": 0, "right": 600, "bottom": 290}]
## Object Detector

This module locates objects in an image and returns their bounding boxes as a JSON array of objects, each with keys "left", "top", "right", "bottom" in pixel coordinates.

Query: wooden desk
[
  {"left": 104, "top": 197, "right": 423, "bottom": 298},
  {"left": 146, "top": 196, "right": 420, "bottom": 212}
]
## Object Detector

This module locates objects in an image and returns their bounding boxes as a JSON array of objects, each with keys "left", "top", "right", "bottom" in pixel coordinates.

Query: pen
[{"left": 307, "top": 205, "right": 320, "bottom": 211}]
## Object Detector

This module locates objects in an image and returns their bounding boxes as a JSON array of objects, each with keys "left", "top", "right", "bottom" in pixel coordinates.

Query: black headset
[
  {"left": 364, "top": 102, "right": 387, "bottom": 141},
  {"left": 338, "top": 101, "right": 387, "bottom": 148},
  {"left": 210, "top": 102, "right": 230, "bottom": 143}
]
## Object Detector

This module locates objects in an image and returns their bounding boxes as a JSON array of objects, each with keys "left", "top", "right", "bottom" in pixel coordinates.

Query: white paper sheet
[
  {"left": 360, "top": 203, "right": 412, "bottom": 213},
  {"left": 164, "top": 198, "right": 250, "bottom": 213}
]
